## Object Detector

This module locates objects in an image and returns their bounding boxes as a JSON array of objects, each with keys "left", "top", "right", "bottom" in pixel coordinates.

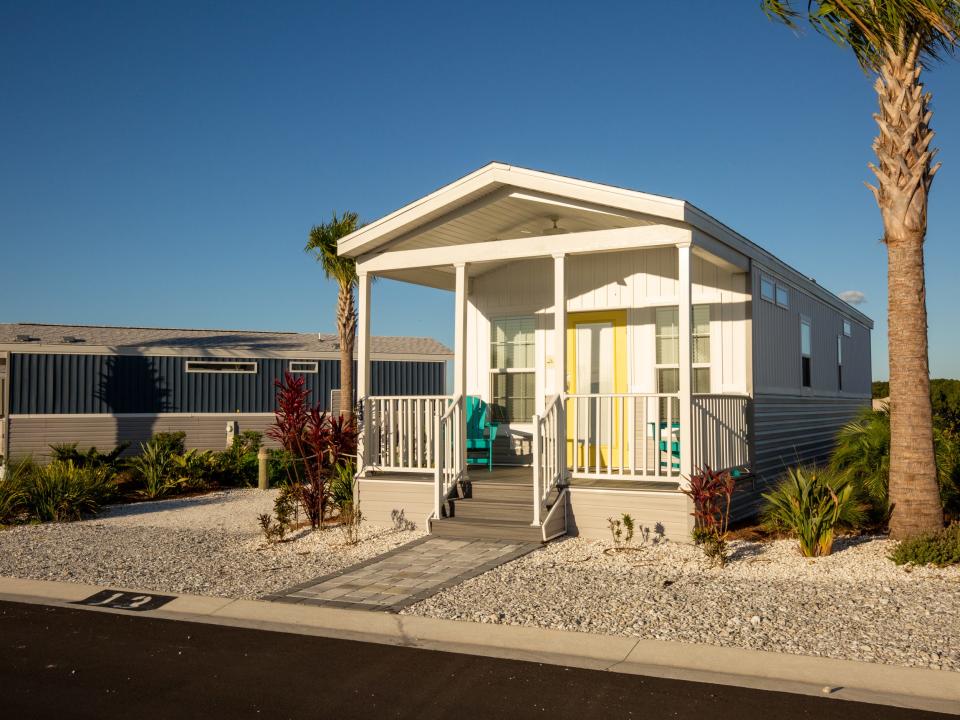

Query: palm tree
[
  {"left": 762, "top": 1, "right": 958, "bottom": 538},
  {"left": 306, "top": 212, "right": 361, "bottom": 419}
]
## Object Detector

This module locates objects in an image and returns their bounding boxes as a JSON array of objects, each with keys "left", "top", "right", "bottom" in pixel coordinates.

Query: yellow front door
[{"left": 566, "top": 311, "right": 627, "bottom": 470}]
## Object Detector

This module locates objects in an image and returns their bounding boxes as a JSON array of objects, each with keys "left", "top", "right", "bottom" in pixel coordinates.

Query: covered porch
[{"left": 343, "top": 164, "right": 754, "bottom": 538}]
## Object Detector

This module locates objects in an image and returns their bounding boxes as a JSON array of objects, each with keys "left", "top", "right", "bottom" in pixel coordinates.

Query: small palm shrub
[
  {"left": 329, "top": 460, "right": 357, "bottom": 513},
  {"left": 50, "top": 442, "right": 130, "bottom": 470},
  {"left": 762, "top": 467, "right": 866, "bottom": 557},
  {"left": 0, "top": 459, "right": 30, "bottom": 523},
  {"left": 171, "top": 449, "right": 217, "bottom": 491},
  {"left": 890, "top": 523, "right": 960, "bottom": 567},
  {"left": 213, "top": 434, "right": 261, "bottom": 486},
  {"left": 127, "top": 440, "right": 179, "bottom": 499},
  {"left": 18, "top": 460, "right": 115, "bottom": 522},
  {"left": 831, "top": 408, "right": 960, "bottom": 522}
]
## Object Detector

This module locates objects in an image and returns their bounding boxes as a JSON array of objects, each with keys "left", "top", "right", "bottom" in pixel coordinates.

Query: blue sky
[{"left": 1, "top": 1, "right": 958, "bottom": 380}]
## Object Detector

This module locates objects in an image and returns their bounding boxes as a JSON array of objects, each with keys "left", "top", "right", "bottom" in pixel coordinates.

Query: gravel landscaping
[
  {"left": 402, "top": 535, "right": 960, "bottom": 672},
  {"left": 0, "top": 489, "right": 424, "bottom": 599}
]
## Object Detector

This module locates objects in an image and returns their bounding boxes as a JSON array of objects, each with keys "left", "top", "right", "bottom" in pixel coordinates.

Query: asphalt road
[{"left": 0, "top": 600, "right": 950, "bottom": 720}]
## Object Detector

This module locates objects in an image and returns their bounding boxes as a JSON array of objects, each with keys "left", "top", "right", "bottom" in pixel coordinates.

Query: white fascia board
[
  {"left": 682, "top": 204, "right": 874, "bottom": 329},
  {"left": 338, "top": 163, "right": 687, "bottom": 258},
  {"left": 357, "top": 224, "right": 691, "bottom": 273}
]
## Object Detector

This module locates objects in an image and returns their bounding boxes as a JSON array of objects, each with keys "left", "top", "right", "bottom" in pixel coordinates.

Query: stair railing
[
  {"left": 434, "top": 394, "right": 464, "bottom": 519},
  {"left": 532, "top": 394, "right": 564, "bottom": 526}
]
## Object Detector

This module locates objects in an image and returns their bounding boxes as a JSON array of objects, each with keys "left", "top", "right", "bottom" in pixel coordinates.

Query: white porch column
[
  {"left": 356, "top": 271, "right": 371, "bottom": 476},
  {"left": 677, "top": 244, "right": 693, "bottom": 484},
  {"left": 552, "top": 253, "right": 566, "bottom": 397},
  {"left": 453, "top": 263, "right": 468, "bottom": 476}
]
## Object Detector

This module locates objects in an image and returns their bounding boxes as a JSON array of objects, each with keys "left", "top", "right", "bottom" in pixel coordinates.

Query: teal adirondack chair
[
  {"left": 465, "top": 396, "right": 499, "bottom": 471},
  {"left": 649, "top": 420, "right": 681, "bottom": 471}
]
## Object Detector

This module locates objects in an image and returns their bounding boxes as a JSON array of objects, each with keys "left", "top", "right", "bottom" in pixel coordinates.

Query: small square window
[
  {"left": 843, "top": 320, "right": 852, "bottom": 337},
  {"left": 760, "top": 276, "right": 775, "bottom": 302},
  {"left": 776, "top": 285, "right": 790, "bottom": 309}
]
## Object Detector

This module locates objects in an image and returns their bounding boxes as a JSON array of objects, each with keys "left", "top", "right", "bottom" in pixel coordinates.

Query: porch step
[
  {"left": 448, "top": 497, "right": 532, "bottom": 522},
  {"left": 430, "top": 515, "right": 544, "bottom": 543},
  {"left": 462, "top": 481, "right": 533, "bottom": 503}
]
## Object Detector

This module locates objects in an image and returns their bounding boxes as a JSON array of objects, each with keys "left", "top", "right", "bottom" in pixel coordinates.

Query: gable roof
[
  {"left": 339, "top": 162, "right": 873, "bottom": 328},
  {"left": 0, "top": 323, "right": 451, "bottom": 359}
]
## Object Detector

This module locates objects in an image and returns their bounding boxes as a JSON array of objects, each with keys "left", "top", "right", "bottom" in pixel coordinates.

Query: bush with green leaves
[
  {"left": 762, "top": 466, "right": 866, "bottom": 557},
  {"left": 127, "top": 439, "right": 180, "bottom": 499},
  {"left": 3, "top": 458, "right": 116, "bottom": 522},
  {"left": 49, "top": 442, "right": 130, "bottom": 470},
  {"left": 890, "top": 523, "right": 960, "bottom": 567},
  {"left": 213, "top": 433, "right": 261, "bottom": 487},
  {"left": 171, "top": 449, "right": 218, "bottom": 491},
  {"left": 831, "top": 408, "right": 960, "bottom": 521}
]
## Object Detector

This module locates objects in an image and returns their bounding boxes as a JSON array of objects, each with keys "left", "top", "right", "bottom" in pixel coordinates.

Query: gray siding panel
[
  {"left": 7, "top": 414, "right": 280, "bottom": 460},
  {"left": 9, "top": 353, "right": 445, "bottom": 415},
  {"left": 752, "top": 393, "right": 868, "bottom": 487},
  {"left": 751, "top": 266, "right": 871, "bottom": 397},
  {"left": 567, "top": 488, "right": 691, "bottom": 541},
  {"left": 356, "top": 478, "right": 434, "bottom": 530}
]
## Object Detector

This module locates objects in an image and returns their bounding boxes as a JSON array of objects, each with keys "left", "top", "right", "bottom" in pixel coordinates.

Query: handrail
[
  {"left": 434, "top": 394, "right": 464, "bottom": 519},
  {"left": 532, "top": 394, "right": 564, "bottom": 526}
]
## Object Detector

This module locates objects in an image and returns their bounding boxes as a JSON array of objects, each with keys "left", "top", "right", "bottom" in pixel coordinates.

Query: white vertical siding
[{"left": 466, "top": 249, "right": 751, "bottom": 462}]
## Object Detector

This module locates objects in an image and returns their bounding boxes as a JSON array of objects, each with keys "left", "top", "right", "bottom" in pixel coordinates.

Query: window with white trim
[
  {"left": 760, "top": 275, "right": 775, "bottom": 302},
  {"left": 490, "top": 317, "right": 535, "bottom": 423},
  {"left": 655, "top": 306, "right": 710, "bottom": 418},
  {"left": 776, "top": 285, "right": 790, "bottom": 309},
  {"left": 760, "top": 274, "right": 791, "bottom": 309},
  {"left": 843, "top": 319, "right": 852, "bottom": 337},
  {"left": 837, "top": 335, "right": 843, "bottom": 391},
  {"left": 185, "top": 360, "right": 257, "bottom": 374},
  {"left": 800, "top": 318, "right": 812, "bottom": 388},
  {"left": 289, "top": 360, "right": 318, "bottom": 373}
]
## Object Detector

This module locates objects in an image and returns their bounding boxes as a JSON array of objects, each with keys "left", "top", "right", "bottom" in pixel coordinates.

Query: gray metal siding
[
  {"left": 356, "top": 478, "right": 433, "bottom": 530},
  {"left": 7, "top": 414, "right": 280, "bottom": 459},
  {"left": 753, "top": 393, "right": 868, "bottom": 482},
  {"left": 9, "top": 353, "right": 445, "bottom": 415},
  {"left": 751, "top": 266, "right": 871, "bottom": 398},
  {"left": 566, "top": 488, "right": 691, "bottom": 541}
]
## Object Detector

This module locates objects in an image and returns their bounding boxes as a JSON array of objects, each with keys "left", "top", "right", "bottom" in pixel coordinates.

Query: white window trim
[
  {"left": 289, "top": 360, "right": 319, "bottom": 373},
  {"left": 655, "top": 305, "right": 711, "bottom": 395},
  {"left": 185, "top": 360, "right": 258, "bottom": 374},
  {"left": 760, "top": 275, "right": 775, "bottom": 303},
  {"left": 489, "top": 316, "right": 535, "bottom": 424},
  {"left": 843, "top": 319, "right": 852, "bottom": 337}
]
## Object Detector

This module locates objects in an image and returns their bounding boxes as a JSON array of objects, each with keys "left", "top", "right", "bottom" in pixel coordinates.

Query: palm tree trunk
[
  {"left": 337, "top": 281, "right": 357, "bottom": 419},
  {"left": 867, "top": 40, "right": 943, "bottom": 537}
]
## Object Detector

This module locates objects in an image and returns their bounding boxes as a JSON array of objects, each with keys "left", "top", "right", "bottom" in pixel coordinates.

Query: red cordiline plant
[
  {"left": 681, "top": 466, "right": 736, "bottom": 566},
  {"left": 268, "top": 372, "right": 357, "bottom": 529}
]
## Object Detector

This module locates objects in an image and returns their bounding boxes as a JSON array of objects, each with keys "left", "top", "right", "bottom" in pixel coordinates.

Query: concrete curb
[{"left": 1, "top": 575, "right": 956, "bottom": 716}]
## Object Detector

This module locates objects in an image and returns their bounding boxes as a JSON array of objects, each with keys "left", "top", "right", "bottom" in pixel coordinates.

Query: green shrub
[
  {"left": 127, "top": 439, "right": 180, "bottom": 499},
  {"left": 329, "top": 460, "right": 357, "bottom": 512},
  {"left": 15, "top": 459, "right": 116, "bottom": 522},
  {"left": 49, "top": 442, "right": 130, "bottom": 471},
  {"left": 762, "top": 466, "right": 866, "bottom": 557},
  {"left": 890, "top": 524, "right": 960, "bottom": 567},
  {"left": 266, "top": 449, "right": 300, "bottom": 487},
  {"left": 170, "top": 449, "right": 217, "bottom": 491},
  {"left": 213, "top": 436, "right": 259, "bottom": 486},
  {"left": 831, "top": 408, "right": 960, "bottom": 521},
  {"left": 151, "top": 431, "right": 187, "bottom": 457},
  {"left": 0, "top": 459, "right": 30, "bottom": 523}
]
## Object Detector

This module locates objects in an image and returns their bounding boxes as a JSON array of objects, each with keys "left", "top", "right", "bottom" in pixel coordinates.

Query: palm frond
[{"left": 305, "top": 211, "right": 361, "bottom": 287}]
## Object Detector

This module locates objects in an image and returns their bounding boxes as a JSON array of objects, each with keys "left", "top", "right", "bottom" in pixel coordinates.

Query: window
[
  {"left": 490, "top": 317, "right": 535, "bottom": 423},
  {"left": 760, "top": 275, "right": 775, "bottom": 302},
  {"left": 800, "top": 318, "right": 812, "bottom": 388},
  {"left": 760, "top": 274, "right": 790, "bottom": 309},
  {"left": 776, "top": 285, "right": 790, "bottom": 309},
  {"left": 843, "top": 319, "right": 852, "bottom": 337},
  {"left": 289, "top": 360, "right": 318, "bottom": 373},
  {"left": 185, "top": 360, "right": 257, "bottom": 374},
  {"left": 655, "top": 305, "right": 710, "bottom": 418},
  {"left": 837, "top": 335, "right": 843, "bottom": 391},
  {"left": 692, "top": 305, "right": 711, "bottom": 393}
]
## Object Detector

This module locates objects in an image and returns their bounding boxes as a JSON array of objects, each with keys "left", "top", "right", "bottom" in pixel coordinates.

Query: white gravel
[
  {"left": 0, "top": 489, "right": 425, "bottom": 599},
  {"left": 402, "top": 535, "right": 960, "bottom": 672}
]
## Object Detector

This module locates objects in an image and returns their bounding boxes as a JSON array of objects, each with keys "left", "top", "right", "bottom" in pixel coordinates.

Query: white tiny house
[{"left": 339, "top": 163, "right": 873, "bottom": 542}]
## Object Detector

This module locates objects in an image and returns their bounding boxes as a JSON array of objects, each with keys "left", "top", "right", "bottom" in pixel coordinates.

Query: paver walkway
[{"left": 266, "top": 536, "right": 538, "bottom": 612}]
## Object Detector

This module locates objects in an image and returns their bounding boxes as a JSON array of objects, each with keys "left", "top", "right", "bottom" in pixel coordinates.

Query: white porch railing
[
  {"left": 691, "top": 394, "right": 750, "bottom": 472},
  {"left": 532, "top": 394, "right": 564, "bottom": 525},
  {"left": 565, "top": 393, "right": 682, "bottom": 479},
  {"left": 434, "top": 394, "right": 464, "bottom": 518},
  {"left": 365, "top": 395, "right": 449, "bottom": 472}
]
